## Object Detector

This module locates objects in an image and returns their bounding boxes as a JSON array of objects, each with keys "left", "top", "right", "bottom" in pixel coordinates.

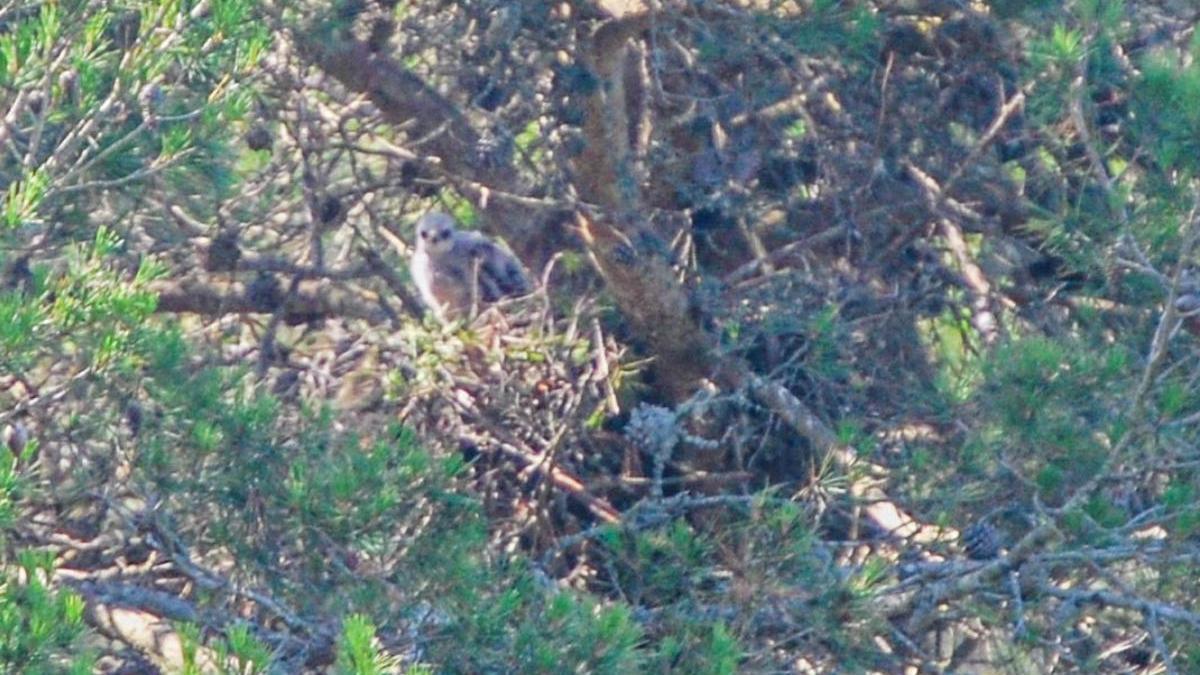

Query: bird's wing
[
  {"left": 455, "top": 233, "right": 529, "bottom": 301},
  {"left": 479, "top": 241, "right": 529, "bottom": 300}
]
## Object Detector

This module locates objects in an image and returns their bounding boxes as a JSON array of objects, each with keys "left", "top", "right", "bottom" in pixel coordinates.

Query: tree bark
[
  {"left": 570, "top": 13, "right": 722, "bottom": 402},
  {"left": 295, "top": 28, "right": 541, "bottom": 259},
  {"left": 151, "top": 277, "right": 389, "bottom": 323}
]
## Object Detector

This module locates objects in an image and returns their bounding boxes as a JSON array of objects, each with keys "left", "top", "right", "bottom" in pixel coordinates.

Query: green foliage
[
  {"left": 0, "top": 1, "right": 273, "bottom": 667},
  {"left": 1077, "top": 0, "right": 1125, "bottom": 29},
  {"left": 804, "top": 304, "right": 849, "bottom": 381},
  {"left": 131, "top": 336, "right": 662, "bottom": 671},
  {"left": 4, "top": 168, "right": 48, "bottom": 227},
  {"left": 581, "top": 500, "right": 893, "bottom": 671},
  {"left": 4, "top": 0, "right": 1200, "bottom": 671},
  {"left": 976, "top": 336, "right": 1128, "bottom": 502},
  {"left": 445, "top": 194, "right": 479, "bottom": 229},
  {"left": 218, "top": 623, "right": 273, "bottom": 675},
  {"left": 336, "top": 614, "right": 402, "bottom": 675},
  {"left": 0, "top": 551, "right": 94, "bottom": 673},
  {"left": 513, "top": 120, "right": 543, "bottom": 164},
  {"left": 176, "top": 622, "right": 274, "bottom": 675},
  {"left": 919, "top": 307, "right": 983, "bottom": 404},
  {"left": 508, "top": 591, "right": 643, "bottom": 674},
  {"left": 782, "top": 1, "right": 881, "bottom": 60},
  {"left": 990, "top": 0, "right": 1062, "bottom": 19},
  {"left": 1133, "top": 48, "right": 1200, "bottom": 174},
  {"left": 0, "top": 456, "right": 20, "bottom": 536},
  {"left": 177, "top": 623, "right": 206, "bottom": 675},
  {"left": 1, "top": 226, "right": 161, "bottom": 381}
]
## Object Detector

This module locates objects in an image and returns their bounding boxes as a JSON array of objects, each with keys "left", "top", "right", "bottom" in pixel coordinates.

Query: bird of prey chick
[{"left": 410, "top": 211, "right": 529, "bottom": 321}]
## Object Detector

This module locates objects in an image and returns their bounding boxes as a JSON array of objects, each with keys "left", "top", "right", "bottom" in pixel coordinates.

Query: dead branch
[
  {"left": 150, "top": 277, "right": 388, "bottom": 323},
  {"left": 72, "top": 581, "right": 223, "bottom": 672}
]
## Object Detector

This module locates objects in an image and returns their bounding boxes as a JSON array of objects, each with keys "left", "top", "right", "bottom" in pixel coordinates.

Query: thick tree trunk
[{"left": 571, "top": 13, "right": 720, "bottom": 402}]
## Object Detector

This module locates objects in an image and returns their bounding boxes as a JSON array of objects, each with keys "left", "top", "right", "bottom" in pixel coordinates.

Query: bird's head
[{"left": 415, "top": 212, "right": 457, "bottom": 255}]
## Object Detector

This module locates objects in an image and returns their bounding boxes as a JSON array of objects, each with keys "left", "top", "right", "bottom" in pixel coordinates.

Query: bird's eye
[
  {"left": 439, "top": 229, "right": 451, "bottom": 239},
  {"left": 419, "top": 231, "right": 428, "bottom": 239}
]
